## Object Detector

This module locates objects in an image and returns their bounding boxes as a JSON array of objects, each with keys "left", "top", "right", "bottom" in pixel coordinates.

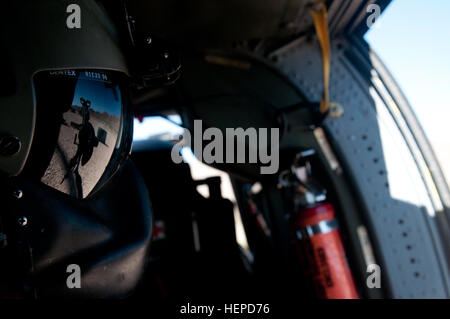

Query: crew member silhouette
[{"left": 62, "top": 97, "right": 99, "bottom": 196}]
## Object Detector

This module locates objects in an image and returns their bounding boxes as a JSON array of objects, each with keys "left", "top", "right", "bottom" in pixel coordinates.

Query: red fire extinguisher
[{"left": 290, "top": 201, "right": 359, "bottom": 299}]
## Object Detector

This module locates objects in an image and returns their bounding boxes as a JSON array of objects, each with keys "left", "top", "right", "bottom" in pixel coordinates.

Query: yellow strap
[{"left": 309, "top": 2, "right": 343, "bottom": 118}]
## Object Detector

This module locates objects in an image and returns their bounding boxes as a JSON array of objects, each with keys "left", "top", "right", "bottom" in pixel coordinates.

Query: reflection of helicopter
[{"left": 61, "top": 97, "right": 99, "bottom": 196}]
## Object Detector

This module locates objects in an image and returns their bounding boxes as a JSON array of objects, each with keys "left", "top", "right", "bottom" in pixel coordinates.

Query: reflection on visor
[{"left": 33, "top": 70, "right": 124, "bottom": 198}]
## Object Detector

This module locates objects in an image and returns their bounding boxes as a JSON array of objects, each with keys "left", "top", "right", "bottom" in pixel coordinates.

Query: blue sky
[
  {"left": 365, "top": 0, "right": 450, "bottom": 181},
  {"left": 73, "top": 79, "right": 122, "bottom": 117}
]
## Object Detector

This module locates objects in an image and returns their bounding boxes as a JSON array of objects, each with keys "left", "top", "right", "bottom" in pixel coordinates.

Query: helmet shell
[{"left": 0, "top": 0, "right": 128, "bottom": 176}]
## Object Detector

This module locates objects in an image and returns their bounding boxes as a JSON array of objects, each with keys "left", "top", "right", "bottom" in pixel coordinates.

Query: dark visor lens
[{"left": 30, "top": 70, "right": 129, "bottom": 198}]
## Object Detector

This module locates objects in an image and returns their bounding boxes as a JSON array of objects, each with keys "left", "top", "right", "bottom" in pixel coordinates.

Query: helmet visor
[{"left": 28, "top": 70, "right": 132, "bottom": 199}]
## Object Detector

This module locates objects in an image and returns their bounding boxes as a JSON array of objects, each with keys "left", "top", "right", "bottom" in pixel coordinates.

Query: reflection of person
[{"left": 62, "top": 97, "right": 99, "bottom": 195}]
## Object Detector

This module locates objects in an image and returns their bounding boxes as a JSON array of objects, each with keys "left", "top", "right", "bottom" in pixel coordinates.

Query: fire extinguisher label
[{"left": 300, "top": 230, "right": 359, "bottom": 299}]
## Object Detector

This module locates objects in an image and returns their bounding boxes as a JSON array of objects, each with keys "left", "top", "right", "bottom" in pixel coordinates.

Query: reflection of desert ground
[{"left": 41, "top": 108, "right": 120, "bottom": 197}]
